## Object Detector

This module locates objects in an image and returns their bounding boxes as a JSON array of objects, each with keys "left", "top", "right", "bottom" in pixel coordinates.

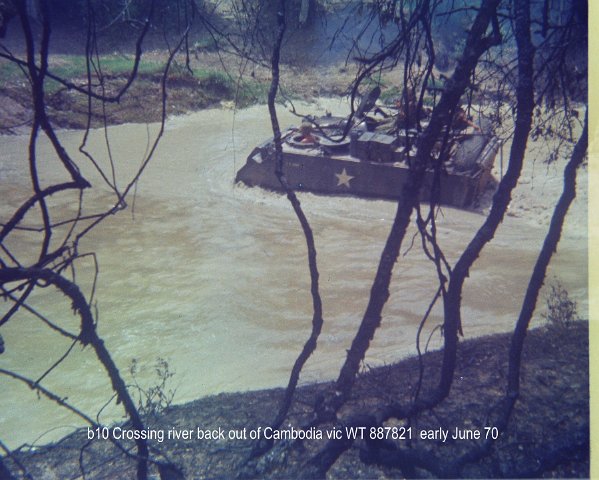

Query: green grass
[
  {"left": 1, "top": 52, "right": 271, "bottom": 112},
  {"left": 191, "top": 67, "right": 269, "bottom": 106},
  {"left": 193, "top": 67, "right": 231, "bottom": 85},
  {"left": 53, "top": 55, "right": 164, "bottom": 78},
  {"left": 0, "top": 54, "right": 164, "bottom": 84}
]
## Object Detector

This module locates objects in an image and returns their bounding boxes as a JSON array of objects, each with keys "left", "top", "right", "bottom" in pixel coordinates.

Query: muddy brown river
[{"left": 0, "top": 102, "right": 587, "bottom": 448}]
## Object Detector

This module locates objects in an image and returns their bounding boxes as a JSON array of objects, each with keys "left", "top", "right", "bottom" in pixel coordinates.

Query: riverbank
[
  {"left": 4, "top": 321, "right": 588, "bottom": 479},
  {"left": 0, "top": 26, "right": 590, "bottom": 480},
  {"left": 0, "top": 48, "right": 357, "bottom": 134}
]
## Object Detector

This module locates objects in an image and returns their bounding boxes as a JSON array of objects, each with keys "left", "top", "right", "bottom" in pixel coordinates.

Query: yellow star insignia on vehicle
[{"left": 335, "top": 168, "right": 354, "bottom": 188}]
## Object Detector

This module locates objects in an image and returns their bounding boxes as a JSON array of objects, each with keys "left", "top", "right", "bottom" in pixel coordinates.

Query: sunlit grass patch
[
  {"left": 51, "top": 54, "right": 164, "bottom": 78},
  {"left": 191, "top": 67, "right": 269, "bottom": 106}
]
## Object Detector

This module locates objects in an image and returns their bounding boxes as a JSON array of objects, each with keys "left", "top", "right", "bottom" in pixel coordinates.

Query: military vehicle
[{"left": 236, "top": 98, "right": 499, "bottom": 208}]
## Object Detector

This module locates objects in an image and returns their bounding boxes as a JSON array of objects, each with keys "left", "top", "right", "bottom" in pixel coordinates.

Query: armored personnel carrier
[{"left": 235, "top": 102, "right": 499, "bottom": 209}]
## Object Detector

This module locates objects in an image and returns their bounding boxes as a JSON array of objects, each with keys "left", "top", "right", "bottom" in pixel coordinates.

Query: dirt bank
[
  {"left": 4, "top": 321, "right": 588, "bottom": 479},
  {"left": 0, "top": 49, "right": 356, "bottom": 134}
]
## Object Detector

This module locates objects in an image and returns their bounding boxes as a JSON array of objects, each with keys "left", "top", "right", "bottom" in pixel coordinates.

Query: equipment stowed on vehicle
[{"left": 235, "top": 90, "right": 499, "bottom": 209}]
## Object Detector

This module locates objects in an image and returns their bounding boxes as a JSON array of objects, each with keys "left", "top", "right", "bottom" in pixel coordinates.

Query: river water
[{"left": 0, "top": 102, "right": 588, "bottom": 448}]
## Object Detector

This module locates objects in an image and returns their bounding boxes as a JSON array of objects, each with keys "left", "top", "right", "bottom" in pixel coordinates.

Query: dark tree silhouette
[
  {"left": 0, "top": 0, "right": 587, "bottom": 478},
  {"left": 0, "top": 1, "right": 193, "bottom": 478},
  {"left": 226, "top": 0, "right": 587, "bottom": 477}
]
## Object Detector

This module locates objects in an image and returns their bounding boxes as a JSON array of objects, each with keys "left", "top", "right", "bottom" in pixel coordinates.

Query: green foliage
[
  {"left": 191, "top": 67, "right": 269, "bottom": 107},
  {"left": 195, "top": 68, "right": 232, "bottom": 89},
  {"left": 92, "top": 56, "right": 164, "bottom": 76},
  {"left": 236, "top": 79, "right": 269, "bottom": 106},
  {"left": 129, "top": 357, "right": 176, "bottom": 418},
  {"left": 542, "top": 280, "right": 580, "bottom": 328},
  {"left": 0, "top": 54, "right": 163, "bottom": 83},
  {"left": 53, "top": 55, "right": 163, "bottom": 78}
]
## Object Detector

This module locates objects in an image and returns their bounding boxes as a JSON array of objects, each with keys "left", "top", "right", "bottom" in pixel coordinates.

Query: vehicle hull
[{"left": 236, "top": 131, "right": 499, "bottom": 209}]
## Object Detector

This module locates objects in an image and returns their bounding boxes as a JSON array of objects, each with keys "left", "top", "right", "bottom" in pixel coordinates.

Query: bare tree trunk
[
  {"left": 439, "top": 0, "right": 535, "bottom": 399},
  {"left": 329, "top": 0, "right": 502, "bottom": 416},
  {"left": 254, "top": 0, "right": 325, "bottom": 457},
  {"left": 0, "top": 1, "right": 189, "bottom": 478},
  {"left": 420, "top": 110, "right": 589, "bottom": 477},
  {"left": 507, "top": 110, "right": 588, "bottom": 397},
  {"left": 0, "top": 268, "right": 150, "bottom": 479}
]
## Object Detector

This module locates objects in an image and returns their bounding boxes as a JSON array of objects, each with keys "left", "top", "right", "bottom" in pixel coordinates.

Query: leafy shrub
[
  {"left": 542, "top": 280, "right": 580, "bottom": 328},
  {"left": 129, "top": 357, "right": 176, "bottom": 418}
]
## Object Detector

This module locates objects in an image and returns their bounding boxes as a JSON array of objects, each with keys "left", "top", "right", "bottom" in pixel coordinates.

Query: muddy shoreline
[
  {"left": 0, "top": 49, "right": 357, "bottom": 134},
  {"left": 1, "top": 33, "right": 589, "bottom": 479},
  {"left": 4, "top": 322, "right": 589, "bottom": 479}
]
